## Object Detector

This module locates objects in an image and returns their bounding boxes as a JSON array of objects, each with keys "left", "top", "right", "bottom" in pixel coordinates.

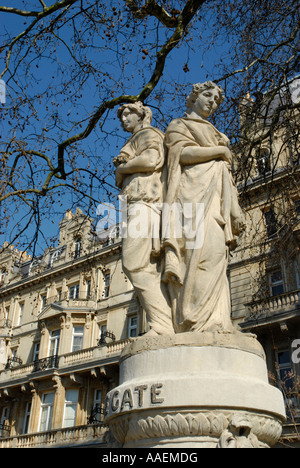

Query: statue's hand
[{"left": 220, "top": 146, "right": 233, "bottom": 165}]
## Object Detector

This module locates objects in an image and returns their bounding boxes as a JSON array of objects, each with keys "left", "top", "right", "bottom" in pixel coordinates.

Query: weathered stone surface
[{"left": 105, "top": 332, "right": 286, "bottom": 448}]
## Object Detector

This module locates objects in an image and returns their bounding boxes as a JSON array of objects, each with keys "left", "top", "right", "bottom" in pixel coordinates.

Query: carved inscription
[{"left": 106, "top": 383, "right": 164, "bottom": 414}]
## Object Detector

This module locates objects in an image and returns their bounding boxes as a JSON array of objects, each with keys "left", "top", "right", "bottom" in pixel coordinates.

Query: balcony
[
  {"left": 0, "top": 423, "right": 107, "bottom": 448},
  {"left": 45, "top": 292, "right": 97, "bottom": 306},
  {"left": 61, "top": 338, "right": 130, "bottom": 367},
  {"left": 33, "top": 355, "right": 58, "bottom": 373},
  {"left": 0, "top": 338, "right": 132, "bottom": 382},
  {"left": 242, "top": 289, "right": 300, "bottom": 329},
  {"left": 5, "top": 356, "right": 23, "bottom": 370}
]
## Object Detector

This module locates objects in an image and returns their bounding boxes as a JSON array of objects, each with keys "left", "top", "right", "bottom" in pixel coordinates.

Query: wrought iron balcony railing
[
  {"left": 5, "top": 356, "right": 23, "bottom": 370},
  {"left": 33, "top": 355, "right": 58, "bottom": 373},
  {"left": 88, "top": 405, "right": 105, "bottom": 424},
  {"left": 98, "top": 331, "right": 116, "bottom": 346}
]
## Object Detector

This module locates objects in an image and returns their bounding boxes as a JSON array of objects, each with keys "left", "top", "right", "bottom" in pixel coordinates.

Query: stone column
[
  {"left": 52, "top": 375, "right": 65, "bottom": 429},
  {"left": 28, "top": 382, "right": 40, "bottom": 433},
  {"left": 105, "top": 332, "right": 286, "bottom": 448}
]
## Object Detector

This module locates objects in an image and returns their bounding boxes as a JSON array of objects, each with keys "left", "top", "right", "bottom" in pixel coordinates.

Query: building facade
[
  {"left": 0, "top": 208, "right": 145, "bottom": 448},
  {"left": 229, "top": 82, "right": 300, "bottom": 447},
  {"left": 0, "top": 199, "right": 298, "bottom": 447}
]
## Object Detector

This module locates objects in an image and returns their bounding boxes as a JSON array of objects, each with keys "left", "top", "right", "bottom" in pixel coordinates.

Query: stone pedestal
[{"left": 104, "top": 332, "right": 286, "bottom": 448}]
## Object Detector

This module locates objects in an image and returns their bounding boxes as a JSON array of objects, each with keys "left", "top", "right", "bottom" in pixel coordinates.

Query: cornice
[
  {"left": 237, "top": 165, "right": 300, "bottom": 201},
  {"left": 0, "top": 242, "right": 122, "bottom": 297}
]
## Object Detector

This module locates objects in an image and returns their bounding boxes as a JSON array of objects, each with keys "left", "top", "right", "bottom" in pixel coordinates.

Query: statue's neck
[
  {"left": 132, "top": 123, "right": 144, "bottom": 134},
  {"left": 185, "top": 111, "right": 208, "bottom": 121}
]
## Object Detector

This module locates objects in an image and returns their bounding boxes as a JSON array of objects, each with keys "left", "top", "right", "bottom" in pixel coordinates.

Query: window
[
  {"left": 49, "top": 330, "right": 60, "bottom": 356},
  {"left": 269, "top": 270, "right": 284, "bottom": 297},
  {"left": 0, "top": 406, "right": 9, "bottom": 425},
  {"left": 40, "top": 295, "right": 47, "bottom": 312},
  {"left": 128, "top": 315, "right": 138, "bottom": 338},
  {"left": 94, "top": 389, "right": 102, "bottom": 408},
  {"left": 72, "top": 326, "right": 84, "bottom": 352},
  {"left": 102, "top": 273, "right": 110, "bottom": 298},
  {"left": 5, "top": 306, "right": 10, "bottom": 326},
  {"left": 99, "top": 324, "right": 107, "bottom": 344},
  {"left": 264, "top": 208, "right": 278, "bottom": 238},
  {"left": 92, "top": 389, "right": 102, "bottom": 423},
  {"left": 69, "top": 284, "right": 79, "bottom": 300},
  {"left": 63, "top": 389, "right": 78, "bottom": 428},
  {"left": 33, "top": 342, "right": 40, "bottom": 362},
  {"left": 0, "top": 406, "right": 9, "bottom": 436},
  {"left": 56, "top": 289, "right": 62, "bottom": 303},
  {"left": 74, "top": 238, "right": 81, "bottom": 259},
  {"left": 256, "top": 148, "right": 271, "bottom": 176},
  {"left": 39, "top": 392, "right": 55, "bottom": 432},
  {"left": 86, "top": 279, "right": 91, "bottom": 299},
  {"left": 17, "top": 302, "right": 24, "bottom": 326},
  {"left": 276, "top": 350, "right": 294, "bottom": 393},
  {"left": 23, "top": 402, "right": 31, "bottom": 434}
]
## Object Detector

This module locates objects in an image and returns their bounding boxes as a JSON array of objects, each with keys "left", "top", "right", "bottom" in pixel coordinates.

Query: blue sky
[{"left": 0, "top": 1, "right": 235, "bottom": 256}]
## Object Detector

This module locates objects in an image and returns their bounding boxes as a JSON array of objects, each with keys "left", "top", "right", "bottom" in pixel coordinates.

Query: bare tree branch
[
  {"left": 0, "top": 0, "right": 298, "bottom": 252},
  {"left": 0, "top": 6, "right": 39, "bottom": 17},
  {"left": 0, "top": 0, "right": 79, "bottom": 79},
  {"left": 125, "top": 0, "right": 179, "bottom": 27},
  {"left": 215, "top": 23, "right": 300, "bottom": 84},
  {"left": 56, "top": 0, "right": 206, "bottom": 178}
]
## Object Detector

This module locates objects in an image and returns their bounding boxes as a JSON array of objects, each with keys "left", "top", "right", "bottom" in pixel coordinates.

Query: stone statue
[
  {"left": 106, "top": 94, "right": 285, "bottom": 449},
  {"left": 163, "top": 81, "right": 245, "bottom": 333},
  {"left": 114, "top": 102, "right": 174, "bottom": 335}
]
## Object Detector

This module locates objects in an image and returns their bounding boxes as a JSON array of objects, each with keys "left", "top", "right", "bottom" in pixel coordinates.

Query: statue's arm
[
  {"left": 166, "top": 120, "right": 232, "bottom": 166},
  {"left": 180, "top": 145, "right": 232, "bottom": 165},
  {"left": 116, "top": 148, "right": 159, "bottom": 174}
]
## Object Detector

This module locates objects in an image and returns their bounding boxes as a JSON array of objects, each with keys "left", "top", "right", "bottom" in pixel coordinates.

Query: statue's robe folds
[
  {"left": 118, "top": 126, "right": 173, "bottom": 335},
  {"left": 163, "top": 117, "right": 245, "bottom": 333}
]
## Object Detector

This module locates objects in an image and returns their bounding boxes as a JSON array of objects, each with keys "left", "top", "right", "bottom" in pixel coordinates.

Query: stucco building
[
  {"left": 229, "top": 80, "right": 300, "bottom": 447},
  {"left": 0, "top": 208, "right": 144, "bottom": 448},
  {"left": 0, "top": 192, "right": 299, "bottom": 447}
]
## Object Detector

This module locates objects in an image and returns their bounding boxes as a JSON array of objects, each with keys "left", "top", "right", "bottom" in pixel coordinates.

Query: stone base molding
[
  {"left": 108, "top": 409, "right": 283, "bottom": 448},
  {"left": 105, "top": 332, "right": 286, "bottom": 448}
]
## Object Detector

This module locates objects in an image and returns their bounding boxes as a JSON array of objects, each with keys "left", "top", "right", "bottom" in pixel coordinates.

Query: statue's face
[
  {"left": 121, "top": 108, "right": 141, "bottom": 133},
  {"left": 193, "top": 88, "right": 220, "bottom": 118}
]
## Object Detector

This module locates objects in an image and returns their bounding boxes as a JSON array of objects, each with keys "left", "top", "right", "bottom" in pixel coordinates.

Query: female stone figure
[
  {"left": 163, "top": 82, "right": 245, "bottom": 333},
  {"left": 114, "top": 102, "right": 174, "bottom": 335}
]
